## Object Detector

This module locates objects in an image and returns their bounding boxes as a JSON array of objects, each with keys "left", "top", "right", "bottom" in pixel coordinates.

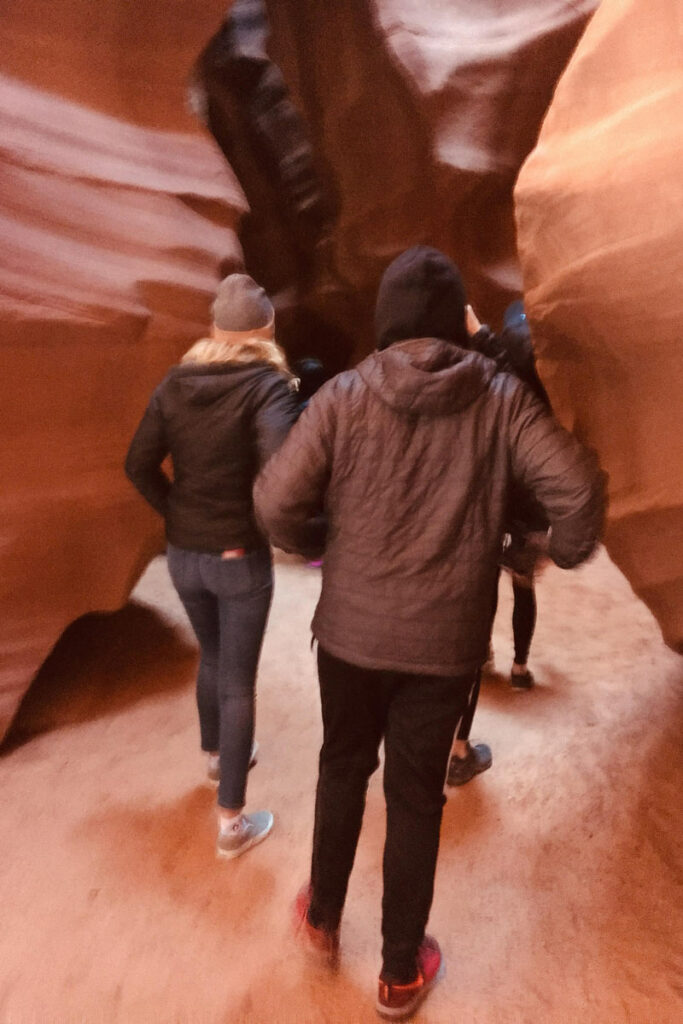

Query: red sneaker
[
  {"left": 292, "top": 883, "right": 340, "bottom": 968},
  {"left": 376, "top": 935, "right": 443, "bottom": 1020}
]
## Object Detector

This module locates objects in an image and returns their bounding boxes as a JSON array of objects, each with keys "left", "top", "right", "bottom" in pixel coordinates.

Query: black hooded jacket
[
  {"left": 125, "top": 362, "right": 298, "bottom": 551},
  {"left": 254, "top": 247, "right": 605, "bottom": 676},
  {"left": 472, "top": 324, "right": 550, "bottom": 408}
]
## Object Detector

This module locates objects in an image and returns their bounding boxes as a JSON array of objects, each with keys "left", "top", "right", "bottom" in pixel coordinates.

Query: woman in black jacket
[{"left": 125, "top": 274, "right": 298, "bottom": 858}]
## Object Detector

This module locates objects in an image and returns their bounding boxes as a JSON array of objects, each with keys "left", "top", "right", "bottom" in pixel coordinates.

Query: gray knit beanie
[{"left": 212, "top": 273, "right": 274, "bottom": 332}]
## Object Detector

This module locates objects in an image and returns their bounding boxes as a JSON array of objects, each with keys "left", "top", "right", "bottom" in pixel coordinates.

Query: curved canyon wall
[
  {"left": 9, "top": 0, "right": 678, "bottom": 737},
  {"left": 224, "top": 0, "right": 597, "bottom": 361},
  {"left": 1, "top": 0, "right": 599, "bottom": 740},
  {"left": 0, "top": 1, "right": 241, "bottom": 739},
  {"left": 515, "top": 0, "right": 683, "bottom": 651}
]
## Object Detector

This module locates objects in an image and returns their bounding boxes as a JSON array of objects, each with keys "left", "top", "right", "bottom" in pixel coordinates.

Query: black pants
[
  {"left": 455, "top": 671, "right": 481, "bottom": 742},
  {"left": 309, "top": 646, "right": 475, "bottom": 983}
]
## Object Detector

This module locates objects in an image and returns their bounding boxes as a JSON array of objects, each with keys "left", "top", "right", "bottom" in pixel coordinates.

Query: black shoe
[
  {"left": 510, "top": 669, "right": 534, "bottom": 689},
  {"left": 447, "top": 743, "right": 492, "bottom": 787}
]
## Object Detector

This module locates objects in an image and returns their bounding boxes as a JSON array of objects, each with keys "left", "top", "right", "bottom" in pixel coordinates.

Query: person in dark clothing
[
  {"left": 447, "top": 301, "right": 552, "bottom": 783},
  {"left": 470, "top": 299, "right": 552, "bottom": 688},
  {"left": 292, "top": 356, "right": 328, "bottom": 413},
  {"left": 447, "top": 300, "right": 551, "bottom": 784},
  {"left": 254, "top": 246, "right": 604, "bottom": 1019},
  {"left": 292, "top": 357, "right": 329, "bottom": 568},
  {"left": 445, "top": 669, "right": 491, "bottom": 786},
  {"left": 125, "top": 273, "right": 298, "bottom": 859},
  {"left": 473, "top": 299, "right": 550, "bottom": 407}
]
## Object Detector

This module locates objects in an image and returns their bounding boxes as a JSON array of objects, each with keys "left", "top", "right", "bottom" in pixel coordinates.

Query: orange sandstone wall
[
  {"left": 515, "top": 0, "right": 683, "bottom": 650},
  {"left": 1, "top": 0, "right": 599, "bottom": 740},
  {"left": 263, "top": 0, "right": 596, "bottom": 345},
  {"left": 0, "top": 1, "right": 242, "bottom": 739}
]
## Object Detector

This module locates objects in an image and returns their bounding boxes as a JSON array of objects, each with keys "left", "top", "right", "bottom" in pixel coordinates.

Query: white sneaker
[{"left": 216, "top": 810, "right": 273, "bottom": 859}]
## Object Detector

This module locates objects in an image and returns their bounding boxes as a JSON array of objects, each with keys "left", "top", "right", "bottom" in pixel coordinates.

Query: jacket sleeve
[
  {"left": 124, "top": 389, "right": 171, "bottom": 517},
  {"left": 507, "top": 383, "right": 606, "bottom": 569},
  {"left": 253, "top": 381, "right": 336, "bottom": 555},
  {"left": 252, "top": 375, "right": 300, "bottom": 468}
]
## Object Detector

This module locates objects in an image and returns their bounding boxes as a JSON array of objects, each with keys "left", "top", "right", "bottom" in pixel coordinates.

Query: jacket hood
[
  {"left": 375, "top": 246, "right": 469, "bottom": 350},
  {"left": 358, "top": 337, "right": 496, "bottom": 417},
  {"left": 168, "top": 362, "right": 278, "bottom": 406}
]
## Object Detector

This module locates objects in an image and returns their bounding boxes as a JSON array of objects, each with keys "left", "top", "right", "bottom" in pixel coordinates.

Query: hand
[{"left": 465, "top": 304, "right": 481, "bottom": 337}]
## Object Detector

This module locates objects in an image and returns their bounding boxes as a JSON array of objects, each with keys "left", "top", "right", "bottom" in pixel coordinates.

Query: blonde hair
[{"left": 181, "top": 336, "right": 294, "bottom": 380}]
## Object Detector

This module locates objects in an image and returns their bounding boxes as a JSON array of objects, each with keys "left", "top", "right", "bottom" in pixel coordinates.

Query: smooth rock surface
[
  {"left": 515, "top": 0, "right": 683, "bottom": 650},
  {"left": 0, "top": 1, "right": 243, "bottom": 740},
  {"left": 260, "top": 0, "right": 596, "bottom": 344}
]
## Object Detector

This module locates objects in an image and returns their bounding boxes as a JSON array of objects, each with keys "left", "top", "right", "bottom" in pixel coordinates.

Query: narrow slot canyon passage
[{"left": 0, "top": 548, "right": 680, "bottom": 1023}]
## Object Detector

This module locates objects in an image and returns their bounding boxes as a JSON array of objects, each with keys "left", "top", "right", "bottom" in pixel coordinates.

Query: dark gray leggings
[
  {"left": 488, "top": 569, "right": 537, "bottom": 666},
  {"left": 510, "top": 575, "right": 537, "bottom": 665}
]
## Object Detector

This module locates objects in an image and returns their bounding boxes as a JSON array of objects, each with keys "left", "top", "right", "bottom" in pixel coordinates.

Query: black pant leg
[
  {"left": 309, "top": 646, "right": 388, "bottom": 931},
  {"left": 455, "top": 671, "right": 482, "bottom": 742},
  {"left": 489, "top": 566, "right": 501, "bottom": 637},
  {"left": 381, "top": 671, "right": 475, "bottom": 982},
  {"left": 512, "top": 577, "right": 537, "bottom": 664}
]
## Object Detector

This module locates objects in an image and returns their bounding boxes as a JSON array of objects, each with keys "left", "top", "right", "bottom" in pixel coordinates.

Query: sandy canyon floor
[{"left": 1, "top": 549, "right": 681, "bottom": 1023}]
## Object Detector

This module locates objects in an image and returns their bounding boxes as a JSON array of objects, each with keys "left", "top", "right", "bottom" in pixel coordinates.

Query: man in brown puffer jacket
[{"left": 254, "top": 246, "right": 604, "bottom": 1019}]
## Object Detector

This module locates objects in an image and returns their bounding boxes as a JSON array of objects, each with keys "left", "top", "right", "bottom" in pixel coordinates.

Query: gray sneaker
[
  {"left": 216, "top": 810, "right": 273, "bottom": 859},
  {"left": 447, "top": 743, "right": 493, "bottom": 787},
  {"left": 207, "top": 740, "right": 259, "bottom": 783}
]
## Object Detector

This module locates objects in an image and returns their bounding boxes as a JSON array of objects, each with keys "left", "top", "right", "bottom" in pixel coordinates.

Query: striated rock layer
[
  {"left": 369, "top": 0, "right": 598, "bottom": 324},
  {"left": 1, "top": 0, "right": 600, "bottom": 739},
  {"left": 199, "top": 0, "right": 597, "bottom": 361},
  {"left": 515, "top": 0, "right": 683, "bottom": 651},
  {"left": 0, "top": 1, "right": 242, "bottom": 740}
]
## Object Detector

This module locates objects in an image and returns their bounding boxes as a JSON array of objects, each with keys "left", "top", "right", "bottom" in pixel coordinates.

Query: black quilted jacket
[
  {"left": 254, "top": 337, "right": 604, "bottom": 676},
  {"left": 125, "top": 362, "right": 298, "bottom": 552}
]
